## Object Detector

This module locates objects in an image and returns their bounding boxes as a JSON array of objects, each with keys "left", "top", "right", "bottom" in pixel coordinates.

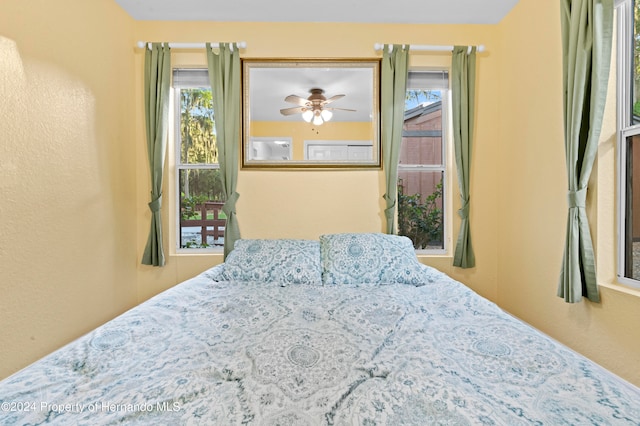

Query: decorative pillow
[
  {"left": 203, "top": 264, "right": 226, "bottom": 282},
  {"left": 319, "top": 233, "right": 432, "bottom": 285},
  {"left": 222, "top": 239, "right": 323, "bottom": 285}
]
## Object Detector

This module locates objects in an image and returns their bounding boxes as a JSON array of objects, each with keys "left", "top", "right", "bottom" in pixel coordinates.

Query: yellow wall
[
  {"left": 497, "top": 0, "right": 640, "bottom": 386},
  {"left": 0, "top": 0, "right": 138, "bottom": 379},
  {"left": 134, "top": 21, "right": 501, "bottom": 304},
  {"left": 1, "top": 0, "right": 638, "bottom": 388},
  {"left": 252, "top": 120, "right": 373, "bottom": 160}
]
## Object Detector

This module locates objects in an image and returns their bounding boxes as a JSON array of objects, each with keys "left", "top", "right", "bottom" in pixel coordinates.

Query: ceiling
[
  {"left": 114, "top": 0, "right": 520, "bottom": 24},
  {"left": 249, "top": 64, "right": 375, "bottom": 123},
  {"left": 121, "top": 0, "right": 520, "bottom": 123}
]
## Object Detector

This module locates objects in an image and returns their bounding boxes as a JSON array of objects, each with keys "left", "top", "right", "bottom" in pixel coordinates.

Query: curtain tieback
[
  {"left": 383, "top": 192, "right": 394, "bottom": 203},
  {"left": 148, "top": 194, "right": 162, "bottom": 213},
  {"left": 458, "top": 198, "right": 470, "bottom": 219},
  {"left": 567, "top": 188, "right": 586, "bottom": 208},
  {"left": 383, "top": 193, "right": 396, "bottom": 216},
  {"left": 222, "top": 192, "right": 240, "bottom": 216}
]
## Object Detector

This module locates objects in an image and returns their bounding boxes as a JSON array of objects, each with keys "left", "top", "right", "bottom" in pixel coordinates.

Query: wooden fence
[{"left": 180, "top": 201, "right": 225, "bottom": 246}]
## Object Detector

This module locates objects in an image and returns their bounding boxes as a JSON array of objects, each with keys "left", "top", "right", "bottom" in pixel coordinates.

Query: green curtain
[
  {"left": 558, "top": 0, "right": 613, "bottom": 303},
  {"left": 381, "top": 44, "right": 409, "bottom": 234},
  {"left": 451, "top": 46, "right": 476, "bottom": 269},
  {"left": 141, "top": 43, "right": 171, "bottom": 267},
  {"left": 206, "top": 43, "right": 241, "bottom": 259}
]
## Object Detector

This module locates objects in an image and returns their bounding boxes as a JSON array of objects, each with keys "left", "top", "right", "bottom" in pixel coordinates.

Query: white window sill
[
  {"left": 598, "top": 281, "right": 640, "bottom": 298},
  {"left": 174, "top": 248, "right": 224, "bottom": 256}
]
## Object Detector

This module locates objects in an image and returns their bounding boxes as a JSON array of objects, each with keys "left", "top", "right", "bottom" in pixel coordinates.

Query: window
[
  {"left": 173, "top": 69, "right": 225, "bottom": 250},
  {"left": 397, "top": 70, "right": 449, "bottom": 252},
  {"left": 617, "top": 0, "right": 640, "bottom": 287}
]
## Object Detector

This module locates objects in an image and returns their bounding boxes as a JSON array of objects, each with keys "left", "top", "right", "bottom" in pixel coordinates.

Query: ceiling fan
[{"left": 279, "top": 88, "right": 355, "bottom": 125}]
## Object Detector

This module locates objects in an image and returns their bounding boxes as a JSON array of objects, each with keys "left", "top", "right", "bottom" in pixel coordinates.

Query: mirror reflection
[{"left": 242, "top": 59, "right": 380, "bottom": 168}]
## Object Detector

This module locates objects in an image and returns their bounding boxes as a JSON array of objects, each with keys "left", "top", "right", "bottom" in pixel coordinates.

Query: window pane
[
  {"left": 179, "top": 169, "right": 225, "bottom": 249},
  {"left": 398, "top": 85, "right": 446, "bottom": 251},
  {"left": 634, "top": 1, "right": 640, "bottom": 125},
  {"left": 619, "top": 2, "right": 640, "bottom": 287},
  {"left": 398, "top": 171, "right": 445, "bottom": 250},
  {"left": 402, "top": 90, "right": 443, "bottom": 166},
  {"left": 179, "top": 88, "right": 217, "bottom": 164},
  {"left": 624, "top": 134, "right": 640, "bottom": 279},
  {"left": 398, "top": 134, "right": 443, "bottom": 166}
]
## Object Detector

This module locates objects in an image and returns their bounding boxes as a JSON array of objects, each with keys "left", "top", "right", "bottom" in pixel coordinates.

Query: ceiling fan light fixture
[
  {"left": 302, "top": 109, "right": 314, "bottom": 122},
  {"left": 282, "top": 87, "right": 351, "bottom": 126}
]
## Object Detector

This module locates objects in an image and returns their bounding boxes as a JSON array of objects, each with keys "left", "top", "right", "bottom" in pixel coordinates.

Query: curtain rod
[
  {"left": 136, "top": 41, "right": 247, "bottom": 50},
  {"left": 373, "top": 43, "right": 485, "bottom": 53}
]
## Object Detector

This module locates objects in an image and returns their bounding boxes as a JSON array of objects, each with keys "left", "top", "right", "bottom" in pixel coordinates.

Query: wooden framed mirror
[{"left": 242, "top": 58, "right": 380, "bottom": 169}]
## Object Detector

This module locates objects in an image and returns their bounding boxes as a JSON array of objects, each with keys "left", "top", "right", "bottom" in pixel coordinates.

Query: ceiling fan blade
[
  {"left": 280, "top": 106, "right": 306, "bottom": 116},
  {"left": 325, "top": 107, "right": 356, "bottom": 112},
  {"left": 323, "top": 94, "right": 345, "bottom": 104},
  {"left": 284, "top": 95, "right": 310, "bottom": 106}
]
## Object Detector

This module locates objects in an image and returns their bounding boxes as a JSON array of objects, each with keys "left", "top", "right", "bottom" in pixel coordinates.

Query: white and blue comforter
[{"left": 1, "top": 266, "right": 639, "bottom": 425}]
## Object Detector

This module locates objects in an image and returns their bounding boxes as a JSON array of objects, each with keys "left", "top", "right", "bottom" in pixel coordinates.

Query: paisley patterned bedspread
[{"left": 1, "top": 267, "right": 639, "bottom": 424}]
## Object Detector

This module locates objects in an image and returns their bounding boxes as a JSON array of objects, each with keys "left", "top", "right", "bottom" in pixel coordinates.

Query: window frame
[
  {"left": 172, "top": 68, "right": 223, "bottom": 254},
  {"left": 616, "top": 0, "right": 640, "bottom": 288},
  {"left": 397, "top": 69, "right": 450, "bottom": 255}
]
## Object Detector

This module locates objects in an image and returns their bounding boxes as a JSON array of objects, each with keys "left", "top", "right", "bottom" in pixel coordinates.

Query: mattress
[{"left": 1, "top": 234, "right": 639, "bottom": 425}]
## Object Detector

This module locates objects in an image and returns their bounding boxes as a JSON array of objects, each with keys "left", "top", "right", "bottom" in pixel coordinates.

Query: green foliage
[
  {"left": 180, "top": 194, "right": 209, "bottom": 220},
  {"left": 406, "top": 89, "right": 441, "bottom": 108},
  {"left": 180, "top": 88, "right": 218, "bottom": 164},
  {"left": 180, "top": 168, "right": 224, "bottom": 201},
  {"left": 397, "top": 179, "right": 444, "bottom": 250},
  {"left": 183, "top": 239, "right": 210, "bottom": 249}
]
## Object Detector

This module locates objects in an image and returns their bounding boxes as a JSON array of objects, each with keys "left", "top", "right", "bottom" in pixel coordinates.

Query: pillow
[
  {"left": 319, "top": 233, "right": 430, "bottom": 285},
  {"left": 222, "top": 239, "right": 323, "bottom": 285},
  {"left": 203, "top": 264, "right": 226, "bottom": 282}
]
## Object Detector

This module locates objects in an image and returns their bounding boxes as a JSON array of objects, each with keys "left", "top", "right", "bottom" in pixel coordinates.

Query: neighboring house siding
[{"left": 399, "top": 101, "right": 443, "bottom": 211}]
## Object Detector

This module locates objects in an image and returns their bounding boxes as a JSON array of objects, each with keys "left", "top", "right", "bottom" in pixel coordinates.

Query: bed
[{"left": 1, "top": 233, "right": 639, "bottom": 425}]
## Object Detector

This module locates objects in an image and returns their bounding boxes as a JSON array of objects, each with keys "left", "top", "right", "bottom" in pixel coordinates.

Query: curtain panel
[
  {"left": 451, "top": 46, "right": 477, "bottom": 269},
  {"left": 141, "top": 43, "right": 171, "bottom": 267},
  {"left": 206, "top": 43, "right": 242, "bottom": 259},
  {"left": 558, "top": 0, "right": 613, "bottom": 303},
  {"left": 381, "top": 44, "right": 409, "bottom": 234}
]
